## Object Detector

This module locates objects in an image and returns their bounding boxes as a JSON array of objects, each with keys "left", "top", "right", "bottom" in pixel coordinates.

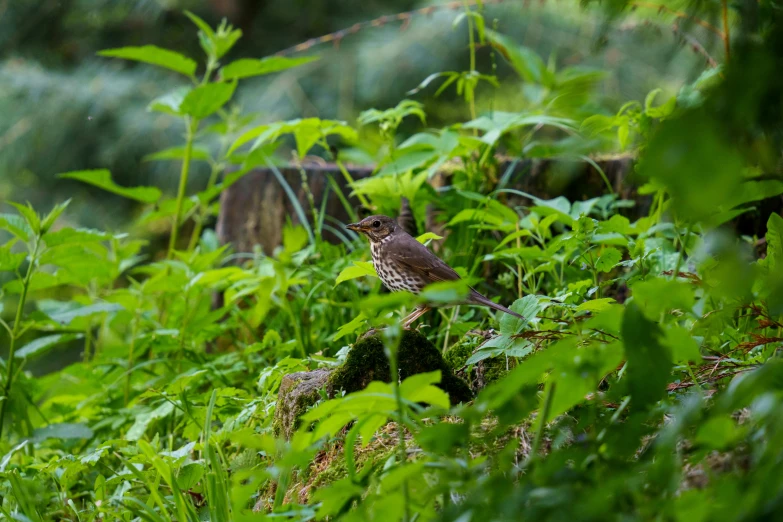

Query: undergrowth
[{"left": 0, "top": 2, "right": 782, "bottom": 521}]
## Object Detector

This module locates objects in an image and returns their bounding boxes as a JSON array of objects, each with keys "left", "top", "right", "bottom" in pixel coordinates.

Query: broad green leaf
[
  {"left": 622, "top": 302, "right": 672, "bottom": 411},
  {"left": 46, "top": 302, "right": 124, "bottom": 326},
  {"left": 143, "top": 146, "right": 212, "bottom": 162},
  {"left": 335, "top": 262, "right": 378, "bottom": 287},
  {"left": 98, "top": 45, "right": 197, "bottom": 76},
  {"left": 0, "top": 245, "right": 26, "bottom": 272},
  {"left": 0, "top": 213, "right": 33, "bottom": 241},
  {"left": 220, "top": 56, "right": 318, "bottom": 80},
  {"left": 15, "top": 333, "right": 84, "bottom": 359},
  {"left": 4, "top": 272, "right": 65, "bottom": 294},
  {"left": 499, "top": 295, "right": 540, "bottom": 334},
  {"left": 594, "top": 247, "right": 622, "bottom": 272},
  {"left": 694, "top": 416, "right": 744, "bottom": 450},
  {"left": 43, "top": 228, "right": 116, "bottom": 248},
  {"left": 8, "top": 202, "right": 41, "bottom": 235},
  {"left": 399, "top": 371, "right": 450, "bottom": 409},
  {"left": 663, "top": 325, "right": 702, "bottom": 363},
  {"left": 283, "top": 224, "right": 309, "bottom": 253},
  {"left": 147, "top": 87, "right": 190, "bottom": 116},
  {"left": 419, "top": 280, "right": 470, "bottom": 304},
  {"left": 32, "top": 423, "right": 94, "bottom": 442},
  {"left": 764, "top": 212, "right": 783, "bottom": 270},
  {"left": 180, "top": 81, "right": 237, "bottom": 119},
  {"left": 57, "top": 169, "right": 162, "bottom": 204},
  {"left": 631, "top": 279, "right": 695, "bottom": 320}
]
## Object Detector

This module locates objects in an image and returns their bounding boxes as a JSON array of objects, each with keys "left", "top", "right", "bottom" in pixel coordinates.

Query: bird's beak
[{"left": 346, "top": 222, "right": 361, "bottom": 232}]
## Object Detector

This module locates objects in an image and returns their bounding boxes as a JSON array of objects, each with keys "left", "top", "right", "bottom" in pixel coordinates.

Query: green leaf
[
  {"left": 143, "top": 146, "right": 212, "bottom": 162},
  {"left": 622, "top": 302, "right": 672, "bottom": 411},
  {"left": 663, "top": 325, "right": 702, "bottom": 363},
  {"left": 499, "top": 295, "right": 540, "bottom": 334},
  {"left": 415, "top": 232, "right": 444, "bottom": 244},
  {"left": 220, "top": 56, "right": 318, "bottom": 80},
  {"left": 399, "top": 371, "right": 450, "bottom": 409},
  {"left": 57, "top": 170, "right": 162, "bottom": 204},
  {"left": 335, "top": 261, "right": 378, "bottom": 287},
  {"left": 764, "top": 212, "right": 783, "bottom": 271},
  {"left": 46, "top": 302, "right": 124, "bottom": 326},
  {"left": 176, "top": 463, "right": 205, "bottom": 491},
  {"left": 0, "top": 213, "right": 33, "bottom": 241},
  {"left": 32, "top": 423, "right": 94, "bottom": 442},
  {"left": 147, "top": 87, "right": 190, "bottom": 116},
  {"left": 594, "top": 247, "right": 622, "bottom": 272},
  {"left": 576, "top": 298, "right": 616, "bottom": 312},
  {"left": 486, "top": 30, "right": 551, "bottom": 86},
  {"left": 40, "top": 200, "right": 70, "bottom": 233},
  {"left": 16, "top": 333, "right": 84, "bottom": 359},
  {"left": 43, "top": 228, "right": 116, "bottom": 248},
  {"left": 333, "top": 313, "right": 367, "bottom": 341},
  {"left": 180, "top": 81, "right": 237, "bottom": 119},
  {"left": 0, "top": 245, "right": 26, "bottom": 272},
  {"left": 283, "top": 224, "right": 309, "bottom": 253},
  {"left": 8, "top": 202, "right": 41, "bottom": 235},
  {"left": 631, "top": 279, "right": 695, "bottom": 320},
  {"left": 98, "top": 45, "right": 197, "bottom": 76},
  {"left": 694, "top": 416, "right": 743, "bottom": 450}
]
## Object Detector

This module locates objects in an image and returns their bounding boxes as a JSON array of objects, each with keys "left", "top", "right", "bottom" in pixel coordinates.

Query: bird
[{"left": 346, "top": 214, "right": 525, "bottom": 328}]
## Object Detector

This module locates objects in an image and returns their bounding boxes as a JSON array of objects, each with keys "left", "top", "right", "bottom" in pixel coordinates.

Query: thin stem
[
  {"left": 335, "top": 158, "right": 371, "bottom": 210},
  {"left": 124, "top": 318, "right": 137, "bottom": 407},
  {"left": 671, "top": 224, "right": 693, "bottom": 280},
  {"left": 721, "top": 0, "right": 731, "bottom": 61},
  {"left": 0, "top": 237, "right": 41, "bottom": 439},
  {"left": 167, "top": 118, "right": 198, "bottom": 259},
  {"left": 388, "top": 333, "right": 410, "bottom": 522},
  {"left": 530, "top": 380, "right": 556, "bottom": 459}
]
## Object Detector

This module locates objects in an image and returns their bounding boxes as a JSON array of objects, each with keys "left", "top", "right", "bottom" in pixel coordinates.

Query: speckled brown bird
[{"left": 347, "top": 214, "right": 525, "bottom": 328}]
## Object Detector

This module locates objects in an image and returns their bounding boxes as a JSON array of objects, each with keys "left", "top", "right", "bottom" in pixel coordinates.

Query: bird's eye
[{"left": 372, "top": 220, "right": 381, "bottom": 228}]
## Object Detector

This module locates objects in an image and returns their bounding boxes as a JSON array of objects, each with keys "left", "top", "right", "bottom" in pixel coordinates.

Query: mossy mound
[
  {"left": 273, "top": 368, "right": 331, "bottom": 439},
  {"left": 273, "top": 330, "right": 473, "bottom": 440},
  {"left": 328, "top": 329, "right": 473, "bottom": 405}
]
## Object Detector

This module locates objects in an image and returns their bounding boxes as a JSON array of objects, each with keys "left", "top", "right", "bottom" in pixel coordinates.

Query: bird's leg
[{"left": 401, "top": 306, "right": 430, "bottom": 329}]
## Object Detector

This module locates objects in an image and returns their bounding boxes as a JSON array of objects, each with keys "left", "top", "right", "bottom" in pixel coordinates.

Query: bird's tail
[{"left": 469, "top": 290, "right": 525, "bottom": 320}]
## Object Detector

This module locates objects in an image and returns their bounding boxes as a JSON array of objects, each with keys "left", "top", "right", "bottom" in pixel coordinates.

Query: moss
[
  {"left": 272, "top": 368, "right": 331, "bottom": 439},
  {"left": 329, "top": 329, "right": 473, "bottom": 405},
  {"left": 443, "top": 342, "right": 473, "bottom": 371}
]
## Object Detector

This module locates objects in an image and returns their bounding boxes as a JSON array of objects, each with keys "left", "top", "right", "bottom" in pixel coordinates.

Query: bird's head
[{"left": 346, "top": 215, "right": 398, "bottom": 242}]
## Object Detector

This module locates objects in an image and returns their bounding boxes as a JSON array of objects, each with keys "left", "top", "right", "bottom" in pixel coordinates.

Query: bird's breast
[{"left": 371, "top": 239, "right": 426, "bottom": 294}]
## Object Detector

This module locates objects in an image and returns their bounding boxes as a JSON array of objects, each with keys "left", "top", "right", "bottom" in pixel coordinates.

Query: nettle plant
[{"left": 1, "top": 4, "right": 783, "bottom": 522}]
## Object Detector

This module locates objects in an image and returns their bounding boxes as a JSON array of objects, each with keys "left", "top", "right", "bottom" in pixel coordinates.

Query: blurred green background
[{"left": 0, "top": 0, "right": 718, "bottom": 231}]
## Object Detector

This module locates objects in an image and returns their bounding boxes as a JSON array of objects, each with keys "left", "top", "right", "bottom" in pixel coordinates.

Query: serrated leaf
[
  {"left": 594, "top": 247, "right": 622, "bottom": 272},
  {"left": 8, "top": 202, "right": 41, "bottom": 234},
  {"left": 499, "top": 295, "right": 540, "bottom": 334},
  {"left": 16, "top": 333, "right": 84, "bottom": 359},
  {"left": 98, "top": 45, "right": 197, "bottom": 76},
  {"left": 220, "top": 56, "right": 318, "bottom": 80},
  {"left": 180, "top": 81, "right": 236, "bottom": 119},
  {"left": 399, "top": 371, "right": 450, "bottom": 409},
  {"left": 43, "top": 228, "right": 116, "bottom": 248},
  {"left": 576, "top": 298, "right": 616, "bottom": 312},
  {"left": 57, "top": 170, "right": 162, "bottom": 204},
  {"left": 0, "top": 213, "right": 33, "bottom": 241}
]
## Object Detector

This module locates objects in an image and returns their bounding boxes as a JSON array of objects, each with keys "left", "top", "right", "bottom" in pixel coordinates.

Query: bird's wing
[{"left": 388, "top": 234, "right": 462, "bottom": 284}]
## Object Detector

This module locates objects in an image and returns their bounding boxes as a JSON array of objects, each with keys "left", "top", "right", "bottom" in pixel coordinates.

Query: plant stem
[
  {"left": 167, "top": 118, "right": 197, "bottom": 259},
  {"left": 335, "top": 159, "right": 371, "bottom": 210},
  {"left": 388, "top": 333, "right": 410, "bottom": 522},
  {"left": 721, "top": 0, "right": 731, "bottom": 61},
  {"left": 530, "top": 380, "right": 556, "bottom": 460},
  {"left": 124, "top": 318, "right": 137, "bottom": 407},
  {"left": 0, "top": 237, "right": 40, "bottom": 439},
  {"left": 671, "top": 223, "right": 693, "bottom": 280}
]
